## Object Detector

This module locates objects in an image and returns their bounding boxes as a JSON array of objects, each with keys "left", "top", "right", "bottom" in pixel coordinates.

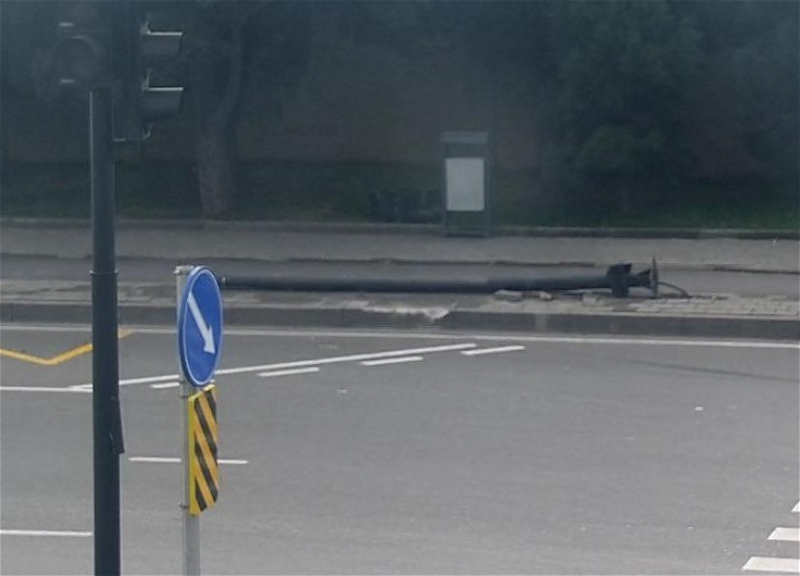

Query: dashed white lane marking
[
  {"left": 119, "top": 374, "right": 181, "bottom": 387},
  {"left": 128, "top": 457, "right": 248, "bottom": 465},
  {"left": 1, "top": 343, "right": 476, "bottom": 393},
  {"left": 259, "top": 367, "right": 320, "bottom": 378},
  {"left": 150, "top": 381, "right": 180, "bottom": 389},
  {"left": 56, "top": 342, "right": 479, "bottom": 391},
  {"left": 218, "top": 343, "right": 477, "bottom": 376},
  {"left": 743, "top": 557, "right": 800, "bottom": 573},
  {"left": 461, "top": 345, "right": 525, "bottom": 356},
  {"left": 361, "top": 356, "right": 423, "bottom": 366},
  {"left": 770, "top": 528, "right": 800, "bottom": 542},
  {"left": 5, "top": 331, "right": 794, "bottom": 395},
  {"left": 0, "top": 529, "right": 92, "bottom": 537}
]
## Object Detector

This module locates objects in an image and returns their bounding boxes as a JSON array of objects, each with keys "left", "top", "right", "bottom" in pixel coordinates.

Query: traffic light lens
[
  {"left": 140, "top": 31, "right": 183, "bottom": 65},
  {"left": 142, "top": 87, "right": 184, "bottom": 121},
  {"left": 56, "top": 36, "right": 106, "bottom": 87}
]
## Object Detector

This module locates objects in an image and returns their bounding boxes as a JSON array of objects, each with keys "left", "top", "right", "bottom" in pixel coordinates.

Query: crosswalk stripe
[
  {"left": 769, "top": 528, "right": 800, "bottom": 542},
  {"left": 743, "top": 557, "right": 800, "bottom": 574}
]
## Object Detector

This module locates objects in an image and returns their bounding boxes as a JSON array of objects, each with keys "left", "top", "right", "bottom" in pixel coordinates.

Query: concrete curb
[
  {"left": 214, "top": 257, "right": 799, "bottom": 275},
  {"left": 2, "top": 300, "right": 797, "bottom": 341},
  {"left": 2, "top": 217, "right": 797, "bottom": 240},
  {"left": 1, "top": 249, "right": 797, "bottom": 276}
]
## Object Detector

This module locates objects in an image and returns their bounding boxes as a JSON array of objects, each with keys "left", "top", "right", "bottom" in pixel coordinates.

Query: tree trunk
[
  {"left": 187, "top": 2, "right": 246, "bottom": 219},
  {"left": 196, "top": 121, "right": 237, "bottom": 218}
]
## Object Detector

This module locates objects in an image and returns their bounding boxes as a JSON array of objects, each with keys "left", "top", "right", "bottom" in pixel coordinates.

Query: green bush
[{"left": 1, "top": 160, "right": 796, "bottom": 230}]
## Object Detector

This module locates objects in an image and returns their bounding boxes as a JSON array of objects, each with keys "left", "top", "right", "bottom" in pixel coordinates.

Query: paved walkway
[
  {"left": 0, "top": 220, "right": 798, "bottom": 340},
  {"left": 1, "top": 219, "right": 798, "bottom": 273}
]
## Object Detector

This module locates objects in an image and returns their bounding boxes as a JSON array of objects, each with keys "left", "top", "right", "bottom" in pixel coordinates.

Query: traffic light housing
[
  {"left": 115, "top": 2, "right": 184, "bottom": 143},
  {"left": 54, "top": 21, "right": 110, "bottom": 90}
]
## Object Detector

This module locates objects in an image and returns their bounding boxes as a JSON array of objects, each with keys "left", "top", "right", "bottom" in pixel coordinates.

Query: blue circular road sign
[{"left": 178, "top": 266, "right": 224, "bottom": 387}]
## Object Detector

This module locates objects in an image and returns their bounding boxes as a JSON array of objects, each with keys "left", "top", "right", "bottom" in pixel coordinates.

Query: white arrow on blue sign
[{"left": 178, "top": 266, "right": 224, "bottom": 387}]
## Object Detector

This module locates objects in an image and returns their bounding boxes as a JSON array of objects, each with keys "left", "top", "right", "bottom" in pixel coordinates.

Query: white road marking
[
  {"left": 461, "top": 345, "right": 525, "bottom": 356},
  {"left": 769, "top": 528, "right": 800, "bottom": 542},
  {"left": 0, "top": 529, "right": 92, "bottom": 537},
  {"left": 128, "top": 457, "right": 248, "bottom": 465},
  {"left": 484, "top": 335, "right": 800, "bottom": 350},
  {"left": 0, "top": 325, "right": 97, "bottom": 333},
  {"left": 150, "top": 382, "right": 180, "bottom": 389},
  {"left": 4, "top": 342, "right": 470, "bottom": 392},
  {"left": 743, "top": 557, "right": 800, "bottom": 573},
  {"left": 69, "top": 383, "right": 93, "bottom": 392},
  {"left": 120, "top": 373, "right": 180, "bottom": 386},
  {"left": 145, "top": 328, "right": 798, "bottom": 349},
  {"left": 793, "top": 501, "right": 799, "bottom": 513},
  {"left": 0, "top": 386, "right": 90, "bottom": 393},
  {"left": 60, "top": 342, "right": 477, "bottom": 390},
  {"left": 3, "top": 325, "right": 795, "bottom": 395},
  {"left": 60, "top": 373, "right": 181, "bottom": 391},
  {"left": 4, "top": 324, "right": 796, "bottom": 350},
  {"left": 216, "top": 342, "right": 477, "bottom": 376},
  {"left": 259, "top": 367, "right": 320, "bottom": 378},
  {"left": 361, "top": 356, "right": 423, "bottom": 366}
]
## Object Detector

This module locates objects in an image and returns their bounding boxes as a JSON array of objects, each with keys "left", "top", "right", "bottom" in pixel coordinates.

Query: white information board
[{"left": 445, "top": 157, "right": 485, "bottom": 212}]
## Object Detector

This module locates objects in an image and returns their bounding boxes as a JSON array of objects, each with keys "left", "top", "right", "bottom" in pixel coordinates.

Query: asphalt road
[
  {"left": 1, "top": 324, "right": 798, "bottom": 574},
  {"left": 2, "top": 254, "right": 799, "bottom": 298}
]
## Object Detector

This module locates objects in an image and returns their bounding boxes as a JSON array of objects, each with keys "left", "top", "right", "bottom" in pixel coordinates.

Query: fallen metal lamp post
[{"left": 218, "top": 260, "right": 659, "bottom": 298}]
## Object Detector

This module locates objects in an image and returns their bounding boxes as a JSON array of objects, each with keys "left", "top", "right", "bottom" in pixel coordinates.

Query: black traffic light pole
[
  {"left": 90, "top": 85, "right": 124, "bottom": 576},
  {"left": 56, "top": 3, "right": 183, "bottom": 574},
  {"left": 218, "top": 262, "right": 660, "bottom": 298}
]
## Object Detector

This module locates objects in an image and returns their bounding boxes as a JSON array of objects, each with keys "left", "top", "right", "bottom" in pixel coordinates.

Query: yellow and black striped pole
[{"left": 188, "top": 385, "right": 219, "bottom": 515}]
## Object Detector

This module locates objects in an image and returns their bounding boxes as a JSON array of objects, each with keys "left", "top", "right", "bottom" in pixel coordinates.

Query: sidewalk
[
  {"left": 1, "top": 218, "right": 798, "bottom": 272},
  {"left": 1, "top": 219, "right": 798, "bottom": 340}
]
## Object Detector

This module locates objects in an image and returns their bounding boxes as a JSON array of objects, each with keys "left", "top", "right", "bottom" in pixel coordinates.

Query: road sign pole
[
  {"left": 90, "top": 85, "right": 124, "bottom": 576},
  {"left": 175, "top": 265, "right": 200, "bottom": 576}
]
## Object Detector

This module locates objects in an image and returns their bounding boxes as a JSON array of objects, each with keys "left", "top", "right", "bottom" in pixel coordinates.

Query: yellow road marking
[{"left": 0, "top": 330, "right": 133, "bottom": 366}]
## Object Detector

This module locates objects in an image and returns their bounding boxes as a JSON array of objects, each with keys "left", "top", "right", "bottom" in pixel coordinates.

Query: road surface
[{"left": 1, "top": 324, "right": 798, "bottom": 574}]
